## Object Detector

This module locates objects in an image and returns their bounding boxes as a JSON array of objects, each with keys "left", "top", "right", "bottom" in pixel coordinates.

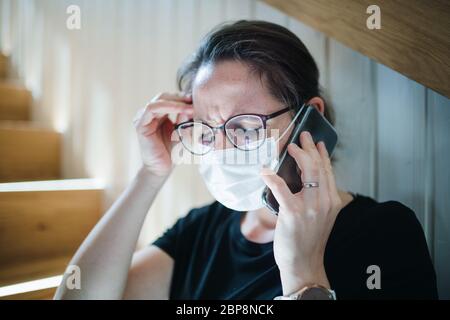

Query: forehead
[{"left": 192, "top": 60, "right": 280, "bottom": 119}]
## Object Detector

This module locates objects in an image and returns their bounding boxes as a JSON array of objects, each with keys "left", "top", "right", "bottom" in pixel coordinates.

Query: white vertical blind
[
  {"left": 1, "top": 0, "right": 448, "bottom": 298},
  {"left": 427, "top": 90, "right": 450, "bottom": 298},
  {"left": 376, "top": 65, "right": 427, "bottom": 226},
  {"left": 327, "top": 39, "right": 377, "bottom": 198}
]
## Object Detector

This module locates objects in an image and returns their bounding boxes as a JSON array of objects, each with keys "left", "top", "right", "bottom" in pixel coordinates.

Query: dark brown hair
[{"left": 176, "top": 19, "right": 335, "bottom": 125}]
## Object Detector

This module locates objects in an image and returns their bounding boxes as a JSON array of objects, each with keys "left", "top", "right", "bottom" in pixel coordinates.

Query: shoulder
[
  {"left": 362, "top": 198, "right": 423, "bottom": 238},
  {"left": 335, "top": 194, "right": 421, "bottom": 236},
  {"left": 335, "top": 194, "right": 432, "bottom": 269},
  {"left": 328, "top": 194, "right": 437, "bottom": 299},
  {"left": 330, "top": 194, "right": 428, "bottom": 255}
]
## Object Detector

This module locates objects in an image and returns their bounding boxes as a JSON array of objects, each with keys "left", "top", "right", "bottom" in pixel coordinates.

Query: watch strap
[{"left": 274, "top": 285, "right": 336, "bottom": 300}]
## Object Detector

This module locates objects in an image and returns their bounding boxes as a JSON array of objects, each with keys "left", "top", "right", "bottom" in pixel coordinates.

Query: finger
[
  {"left": 137, "top": 101, "right": 193, "bottom": 127},
  {"left": 141, "top": 114, "right": 170, "bottom": 137},
  {"left": 152, "top": 91, "right": 192, "bottom": 103},
  {"left": 299, "top": 131, "right": 322, "bottom": 164},
  {"left": 315, "top": 158, "right": 331, "bottom": 211},
  {"left": 287, "top": 142, "right": 324, "bottom": 209},
  {"left": 317, "top": 141, "right": 340, "bottom": 206},
  {"left": 149, "top": 100, "right": 194, "bottom": 115},
  {"left": 161, "top": 116, "right": 176, "bottom": 148},
  {"left": 317, "top": 141, "right": 336, "bottom": 193},
  {"left": 175, "top": 112, "right": 191, "bottom": 125},
  {"left": 287, "top": 143, "right": 319, "bottom": 186},
  {"left": 298, "top": 131, "right": 329, "bottom": 205},
  {"left": 260, "top": 167, "right": 293, "bottom": 209}
]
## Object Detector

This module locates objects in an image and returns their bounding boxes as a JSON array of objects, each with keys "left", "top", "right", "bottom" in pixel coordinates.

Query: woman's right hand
[{"left": 133, "top": 92, "right": 193, "bottom": 177}]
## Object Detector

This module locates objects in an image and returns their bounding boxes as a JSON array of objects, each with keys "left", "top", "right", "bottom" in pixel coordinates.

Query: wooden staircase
[{"left": 0, "top": 53, "right": 104, "bottom": 299}]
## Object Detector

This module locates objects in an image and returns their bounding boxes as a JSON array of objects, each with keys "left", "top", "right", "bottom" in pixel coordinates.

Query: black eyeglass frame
[{"left": 174, "top": 106, "right": 292, "bottom": 154}]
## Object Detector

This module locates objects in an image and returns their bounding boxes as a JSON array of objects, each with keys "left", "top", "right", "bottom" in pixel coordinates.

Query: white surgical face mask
[
  {"left": 198, "top": 136, "right": 279, "bottom": 211},
  {"left": 198, "top": 107, "right": 304, "bottom": 212}
]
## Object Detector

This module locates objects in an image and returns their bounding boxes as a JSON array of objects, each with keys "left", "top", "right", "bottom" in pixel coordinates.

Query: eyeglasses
[{"left": 174, "top": 107, "right": 292, "bottom": 155}]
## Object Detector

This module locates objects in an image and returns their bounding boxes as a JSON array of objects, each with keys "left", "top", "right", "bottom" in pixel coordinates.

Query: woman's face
[{"left": 191, "top": 60, "right": 294, "bottom": 152}]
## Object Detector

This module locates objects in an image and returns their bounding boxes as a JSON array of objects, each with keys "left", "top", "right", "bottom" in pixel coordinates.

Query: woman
[{"left": 55, "top": 20, "right": 438, "bottom": 300}]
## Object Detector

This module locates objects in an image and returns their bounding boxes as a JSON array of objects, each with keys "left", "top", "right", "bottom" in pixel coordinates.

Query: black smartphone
[{"left": 262, "top": 105, "right": 338, "bottom": 214}]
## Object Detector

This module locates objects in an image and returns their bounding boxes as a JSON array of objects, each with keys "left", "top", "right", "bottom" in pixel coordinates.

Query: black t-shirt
[{"left": 152, "top": 193, "right": 438, "bottom": 299}]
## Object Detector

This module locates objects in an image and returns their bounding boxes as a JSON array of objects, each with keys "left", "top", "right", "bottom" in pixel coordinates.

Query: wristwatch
[{"left": 274, "top": 285, "right": 336, "bottom": 300}]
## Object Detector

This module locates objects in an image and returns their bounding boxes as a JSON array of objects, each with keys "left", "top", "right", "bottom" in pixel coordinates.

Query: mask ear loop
[
  {"left": 261, "top": 103, "right": 306, "bottom": 170},
  {"left": 274, "top": 103, "right": 306, "bottom": 143}
]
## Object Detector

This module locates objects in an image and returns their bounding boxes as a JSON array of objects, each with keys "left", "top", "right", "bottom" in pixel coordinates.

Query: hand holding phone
[{"left": 262, "top": 105, "right": 338, "bottom": 214}]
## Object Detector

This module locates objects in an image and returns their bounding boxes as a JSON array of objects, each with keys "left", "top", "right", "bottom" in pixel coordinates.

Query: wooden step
[
  {"left": 0, "top": 275, "right": 60, "bottom": 300},
  {"left": 0, "top": 82, "right": 32, "bottom": 121},
  {"left": 0, "top": 54, "right": 7, "bottom": 79},
  {"left": 1, "top": 286, "right": 57, "bottom": 300},
  {"left": 0, "top": 121, "right": 61, "bottom": 182},
  {"left": 0, "top": 179, "right": 104, "bottom": 287}
]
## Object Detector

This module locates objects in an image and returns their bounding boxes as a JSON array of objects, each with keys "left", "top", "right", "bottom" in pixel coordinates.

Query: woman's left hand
[{"left": 261, "top": 131, "right": 343, "bottom": 296}]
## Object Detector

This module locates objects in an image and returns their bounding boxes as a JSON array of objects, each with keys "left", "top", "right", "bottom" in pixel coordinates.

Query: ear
[{"left": 306, "top": 96, "right": 325, "bottom": 115}]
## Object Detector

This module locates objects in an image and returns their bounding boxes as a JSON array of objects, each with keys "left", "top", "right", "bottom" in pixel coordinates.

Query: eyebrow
[
  {"left": 193, "top": 107, "right": 230, "bottom": 126},
  {"left": 193, "top": 116, "right": 225, "bottom": 127}
]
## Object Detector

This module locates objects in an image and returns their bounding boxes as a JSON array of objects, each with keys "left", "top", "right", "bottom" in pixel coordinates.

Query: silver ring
[{"left": 302, "top": 181, "right": 319, "bottom": 188}]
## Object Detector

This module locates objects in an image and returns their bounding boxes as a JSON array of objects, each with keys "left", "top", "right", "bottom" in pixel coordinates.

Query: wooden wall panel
[
  {"left": 327, "top": 39, "right": 376, "bottom": 197},
  {"left": 376, "top": 65, "right": 428, "bottom": 226},
  {"left": 198, "top": 0, "right": 226, "bottom": 37},
  {"left": 287, "top": 18, "right": 327, "bottom": 88},
  {"left": 263, "top": 0, "right": 450, "bottom": 98},
  {"left": 427, "top": 90, "right": 450, "bottom": 299},
  {"left": 225, "top": 0, "right": 254, "bottom": 21},
  {"left": 255, "top": 1, "right": 289, "bottom": 26}
]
